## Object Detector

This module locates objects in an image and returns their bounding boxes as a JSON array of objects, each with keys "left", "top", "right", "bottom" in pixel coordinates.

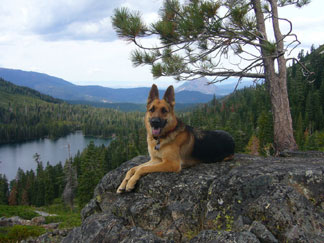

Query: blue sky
[{"left": 0, "top": 0, "right": 323, "bottom": 88}]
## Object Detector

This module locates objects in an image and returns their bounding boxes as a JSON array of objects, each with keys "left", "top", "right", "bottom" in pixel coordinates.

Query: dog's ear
[
  {"left": 163, "top": 85, "right": 175, "bottom": 107},
  {"left": 147, "top": 84, "right": 159, "bottom": 105}
]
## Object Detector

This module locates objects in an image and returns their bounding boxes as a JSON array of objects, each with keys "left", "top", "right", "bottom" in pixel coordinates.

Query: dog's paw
[
  {"left": 117, "top": 184, "right": 134, "bottom": 193},
  {"left": 125, "top": 178, "right": 137, "bottom": 192},
  {"left": 125, "top": 185, "right": 135, "bottom": 192},
  {"left": 117, "top": 183, "right": 127, "bottom": 193},
  {"left": 116, "top": 187, "right": 125, "bottom": 194}
]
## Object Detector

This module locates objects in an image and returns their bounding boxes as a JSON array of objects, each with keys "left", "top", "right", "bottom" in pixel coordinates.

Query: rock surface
[
  {"left": 0, "top": 216, "right": 30, "bottom": 227},
  {"left": 21, "top": 229, "right": 70, "bottom": 243},
  {"left": 0, "top": 215, "right": 46, "bottom": 227},
  {"left": 63, "top": 153, "right": 324, "bottom": 242}
]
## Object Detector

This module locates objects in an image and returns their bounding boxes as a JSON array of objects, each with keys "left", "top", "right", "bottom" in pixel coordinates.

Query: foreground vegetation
[
  {"left": 0, "top": 199, "right": 81, "bottom": 242},
  {"left": 0, "top": 205, "right": 39, "bottom": 219},
  {"left": 0, "top": 225, "right": 46, "bottom": 243},
  {"left": 37, "top": 198, "right": 82, "bottom": 229}
]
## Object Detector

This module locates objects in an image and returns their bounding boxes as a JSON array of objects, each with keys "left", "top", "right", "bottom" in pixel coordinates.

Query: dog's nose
[{"left": 150, "top": 117, "right": 161, "bottom": 128}]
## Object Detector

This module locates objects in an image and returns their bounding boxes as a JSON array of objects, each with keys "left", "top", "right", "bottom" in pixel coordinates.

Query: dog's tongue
[{"left": 152, "top": 128, "right": 161, "bottom": 136}]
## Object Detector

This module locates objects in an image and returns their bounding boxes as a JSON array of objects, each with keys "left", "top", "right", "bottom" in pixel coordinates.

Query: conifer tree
[
  {"left": 63, "top": 157, "right": 78, "bottom": 210},
  {"left": 112, "top": 0, "right": 313, "bottom": 154},
  {"left": 295, "top": 112, "right": 304, "bottom": 149},
  {"left": 320, "top": 81, "right": 324, "bottom": 113},
  {"left": 8, "top": 184, "right": 18, "bottom": 206},
  {"left": 78, "top": 141, "right": 104, "bottom": 206},
  {"left": 15, "top": 168, "right": 26, "bottom": 205},
  {"left": 44, "top": 163, "right": 55, "bottom": 205},
  {"left": 257, "top": 111, "right": 273, "bottom": 154},
  {"left": 21, "top": 189, "right": 29, "bottom": 205},
  {"left": 0, "top": 174, "right": 9, "bottom": 205},
  {"left": 34, "top": 153, "right": 46, "bottom": 206},
  {"left": 245, "top": 135, "right": 260, "bottom": 155}
]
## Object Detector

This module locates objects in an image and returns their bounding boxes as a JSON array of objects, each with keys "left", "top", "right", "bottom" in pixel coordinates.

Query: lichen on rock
[{"left": 63, "top": 153, "right": 324, "bottom": 242}]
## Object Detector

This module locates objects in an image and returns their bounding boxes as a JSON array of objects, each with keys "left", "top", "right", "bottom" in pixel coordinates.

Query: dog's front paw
[
  {"left": 117, "top": 167, "right": 139, "bottom": 194},
  {"left": 125, "top": 176, "right": 138, "bottom": 192},
  {"left": 125, "top": 185, "right": 135, "bottom": 192},
  {"left": 116, "top": 186, "right": 125, "bottom": 194},
  {"left": 116, "top": 182, "right": 134, "bottom": 193},
  {"left": 116, "top": 180, "right": 127, "bottom": 194}
]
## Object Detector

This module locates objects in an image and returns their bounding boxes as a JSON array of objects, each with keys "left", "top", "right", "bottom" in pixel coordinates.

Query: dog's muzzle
[{"left": 150, "top": 117, "right": 167, "bottom": 137}]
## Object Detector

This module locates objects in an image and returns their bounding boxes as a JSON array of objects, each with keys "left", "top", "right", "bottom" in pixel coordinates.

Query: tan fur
[{"left": 117, "top": 84, "right": 208, "bottom": 193}]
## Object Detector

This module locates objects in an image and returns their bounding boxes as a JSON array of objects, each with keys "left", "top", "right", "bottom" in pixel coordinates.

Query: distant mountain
[
  {"left": 0, "top": 68, "right": 214, "bottom": 104},
  {"left": 0, "top": 77, "right": 63, "bottom": 106},
  {"left": 175, "top": 77, "right": 256, "bottom": 96},
  {"left": 176, "top": 77, "right": 218, "bottom": 94}
]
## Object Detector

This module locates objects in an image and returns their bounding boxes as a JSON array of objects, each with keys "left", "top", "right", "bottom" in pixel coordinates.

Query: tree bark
[{"left": 252, "top": 0, "right": 298, "bottom": 154}]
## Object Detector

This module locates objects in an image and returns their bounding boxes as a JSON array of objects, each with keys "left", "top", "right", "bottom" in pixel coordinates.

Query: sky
[{"left": 0, "top": 0, "right": 323, "bottom": 88}]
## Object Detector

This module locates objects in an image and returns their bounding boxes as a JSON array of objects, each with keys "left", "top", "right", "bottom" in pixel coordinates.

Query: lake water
[{"left": 0, "top": 131, "right": 111, "bottom": 181}]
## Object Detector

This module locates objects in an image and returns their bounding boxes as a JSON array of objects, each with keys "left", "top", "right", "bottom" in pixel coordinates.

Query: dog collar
[{"left": 154, "top": 139, "right": 161, "bottom": 150}]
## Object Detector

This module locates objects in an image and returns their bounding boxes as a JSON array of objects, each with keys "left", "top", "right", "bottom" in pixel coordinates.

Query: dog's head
[{"left": 146, "top": 84, "right": 176, "bottom": 138}]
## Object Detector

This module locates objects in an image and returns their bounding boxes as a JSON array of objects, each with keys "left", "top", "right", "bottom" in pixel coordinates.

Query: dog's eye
[
  {"left": 149, "top": 106, "right": 155, "bottom": 113},
  {"left": 161, "top": 107, "right": 168, "bottom": 114}
]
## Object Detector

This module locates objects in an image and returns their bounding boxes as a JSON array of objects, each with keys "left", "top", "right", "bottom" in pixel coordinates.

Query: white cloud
[
  {"left": 276, "top": 0, "right": 324, "bottom": 58},
  {"left": 0, "top": 0, "right": 323, "bottom": 88},
  {"left": 0, "top": 0, "right": 121, "bottom": 41},
  {"left": 0, "top": 33, "right": 175, "bottom": 88}
]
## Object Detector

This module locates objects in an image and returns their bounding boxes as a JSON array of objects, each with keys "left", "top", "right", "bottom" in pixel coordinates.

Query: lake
[{"left": 0, "top": 131, "right": 111, "bottom": 181}]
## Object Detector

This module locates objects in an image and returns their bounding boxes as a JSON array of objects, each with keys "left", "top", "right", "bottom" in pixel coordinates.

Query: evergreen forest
[
  {"left": 1, "top": 44, "right": 324, "bottom": 209},
  {"left": 0, "top": 78, "right": 145, "bottom": 144}
]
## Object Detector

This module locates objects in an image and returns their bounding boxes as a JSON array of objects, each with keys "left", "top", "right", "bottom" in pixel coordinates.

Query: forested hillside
[
  {"left": 0, "top": 78, "right": 75, "bottom": 143},
  {"left": 288, "top": 45, "right": 324, "bottom": 147},
  {"left": 0, "top": 79, "right": 145, "bottom": 144}
]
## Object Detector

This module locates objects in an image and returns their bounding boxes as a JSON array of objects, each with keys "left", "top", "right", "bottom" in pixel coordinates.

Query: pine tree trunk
[
  {"left": 266, "top": 68, "right": 298, "bottom": 153},
  {"left": 252, "top": 0, "right": 298, "bottom": 154}
]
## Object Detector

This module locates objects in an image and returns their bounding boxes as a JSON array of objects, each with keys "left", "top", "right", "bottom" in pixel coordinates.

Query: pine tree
[
  {"left": 245, "top": 135, "right": 260, "bottom": 156},
  {"left": 112, "top": 0, "right": 314, "bottom": 154},
  {"left": 44, "top": 163, "right": 55, "bottom": 205},
  {"left": 0, "top": 174, "right": 9, "bottom": 204},
  {"left": 8, "top": 184, "right": 18, "bottom": 206},
  {"left": 320, "top": 81, "right": 324, "bottom": 114},
  {"left": 34, "top": 153, "right": 46, "bottom": 206},
  {"left": 295, "top": 112, "right": 304, "bottom": 149},
  {"left": 63, "top": 158, "right": 78, "bottom": 211},
  {"left": 21, "top": 189, "right": 29, "bottom": 205},
  {"left": 305, "top": 91, "right": 314, "bottom": 134},
  {"left": 15, "top": 168, "right": 26, "bottom": 205},
  {"left": 257, "top": 111, "right": 274, "bottom": 155},
  {"left": 78, "top": 141, "right": 104, "bottom": 207}
]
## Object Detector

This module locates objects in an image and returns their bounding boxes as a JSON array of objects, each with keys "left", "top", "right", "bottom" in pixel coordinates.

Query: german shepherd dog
[{"left": 117, "top": 84, "right": 235, "bottom": 193}]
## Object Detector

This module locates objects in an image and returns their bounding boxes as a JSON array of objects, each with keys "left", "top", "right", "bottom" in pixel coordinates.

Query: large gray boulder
[{"left": 63, "top": 153, "right": 324, "bottom": 242}]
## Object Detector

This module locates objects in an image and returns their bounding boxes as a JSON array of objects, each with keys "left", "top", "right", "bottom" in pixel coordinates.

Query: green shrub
[
  {"left": 0, "top": 225, "right": 45, "bottom": 242},
  {"left": 57, "top": 213, "right": 81, "bottom": 229},
  {"left": 0, "top": 205, "right": 38, "bottom": 220},
  {"left": 40, "top": 198, "right": 82, "bottom": 229},
  {"left": 44, "top": 213, "right": 81, "bottom": 229},
  {"left": 45, "top": 215, "right": 65, "bottom": 224}
]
